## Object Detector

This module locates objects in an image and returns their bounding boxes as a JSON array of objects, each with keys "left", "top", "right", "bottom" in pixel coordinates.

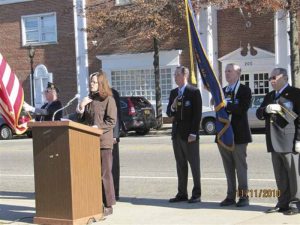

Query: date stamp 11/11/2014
[{"left": 236, "top": 189, "right": 280, "bottom": 198}]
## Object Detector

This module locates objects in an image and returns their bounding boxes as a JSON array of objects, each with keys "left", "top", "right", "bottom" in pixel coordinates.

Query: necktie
[
  {"left": 275, "top": 92, "right": 280, "bottom": 100},
  {"left": 225, "top": 86, "right": 234, "bottom": 101},
  {"left": 227, "top": 86, "right": 232, "bottom": 93},
  {"left": 178, "top": 89, "right": 183, "bottom": 97}
]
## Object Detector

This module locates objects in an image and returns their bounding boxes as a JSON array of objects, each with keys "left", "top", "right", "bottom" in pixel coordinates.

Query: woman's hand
[{"left": 76, "top": 96, "right": 92, "bottom": 113}]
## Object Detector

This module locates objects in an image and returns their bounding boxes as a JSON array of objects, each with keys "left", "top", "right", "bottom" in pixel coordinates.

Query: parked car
[
  {"left": 201, "top": 95, "right": 265, "bottom": 135},
  {"left": 120, "top": 96, "right": 156, "bottom": 135},
  {"left": 0, "top": 111, "right": 32, "bottom": 140}
]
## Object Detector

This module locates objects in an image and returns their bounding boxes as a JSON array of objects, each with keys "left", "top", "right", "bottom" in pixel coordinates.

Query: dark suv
[{"left": 120, "top": 96, "right": 156, "bottom": 135}]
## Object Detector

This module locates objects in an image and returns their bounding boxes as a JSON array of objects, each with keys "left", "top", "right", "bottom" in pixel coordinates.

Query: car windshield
[{"left": 252, "top": 96, "right": 264, "bottom": 108}]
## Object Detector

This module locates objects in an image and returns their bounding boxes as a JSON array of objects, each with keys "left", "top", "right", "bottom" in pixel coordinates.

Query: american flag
[{"left": 0, "top": 53, "right": 28, "bottom": 134}]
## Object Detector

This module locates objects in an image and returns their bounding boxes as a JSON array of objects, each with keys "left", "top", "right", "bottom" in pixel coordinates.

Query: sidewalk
[
  {"left": 98, "top": 198, "right": 300, "bottom": 225},
  {"left": 1, "top": 196, "right": 300, "bottom": 225}
]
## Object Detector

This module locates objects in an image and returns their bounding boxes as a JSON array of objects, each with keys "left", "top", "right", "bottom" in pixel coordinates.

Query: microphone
[
  {"left": 52, "top": 94, "right": 80, "bottom": 121},
  {"left": 66, "top": 94, "right": 80, "bottom": 106}
]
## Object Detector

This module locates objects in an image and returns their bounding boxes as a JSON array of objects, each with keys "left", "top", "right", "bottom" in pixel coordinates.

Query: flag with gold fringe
[
  {"left": 185, "top": 0, "right": 234, "bottom": 151},
  {"left": 0, "top": 53, "right": 28, "bottom": 135}
]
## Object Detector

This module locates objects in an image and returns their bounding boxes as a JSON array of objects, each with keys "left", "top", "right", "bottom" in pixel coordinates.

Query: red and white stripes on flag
[{"left": 0, "top": 53, "right": 27, "bottom": 134}]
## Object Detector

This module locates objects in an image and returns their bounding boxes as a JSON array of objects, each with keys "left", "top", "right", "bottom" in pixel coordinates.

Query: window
[
  {"left": 111, "top": 68, "right": 172, "bottom": 102},
  {"left": 240, "top": 74, "right": 250, "bottom": 87},
  {"left": 115, "top": 0, "right": 131, "bottom": 6},
  {"left": 253, "top": 73, "right": 269, "bottom": 95},
  {"left": 22, "top": 12, "right": 57, "bottom": 45},
  {"left": 240, "top": 72, "right": 270, "bottom": 96}
]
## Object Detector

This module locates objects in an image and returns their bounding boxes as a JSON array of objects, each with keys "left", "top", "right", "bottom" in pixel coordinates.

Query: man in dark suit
[
  {"left": 112, "top": 88, "right": 122, "bottom": 201},
  {"left": 23, "top": 82, "right": 63, "bottom": 121},
  {"left": 166, "top": 66, "right": 202, "bottom": 203},
  {"left": 218, "top": 63, "right": 252, "bottom": 207},
  {"left": 256, "top": 67, "right": 300, "bottom": 215}
]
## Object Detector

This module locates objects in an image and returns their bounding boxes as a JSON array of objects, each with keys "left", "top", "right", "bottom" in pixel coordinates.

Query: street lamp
[{"left": 28, "top": 45, "right": 35, "bottom": 106}]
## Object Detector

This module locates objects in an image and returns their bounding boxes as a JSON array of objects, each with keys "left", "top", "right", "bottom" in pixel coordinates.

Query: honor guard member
[
  {"left": 166, "top": 66, "right": 202, "bottom": 204},
  {"left": 23, "top": 82, "right": 63, "bottom": 121},
  {"left": 257, "top": 68, "right": 300, "bottom": 215},
  {"left": 218, "top": 63, "right": 252, "bottom": 207}
]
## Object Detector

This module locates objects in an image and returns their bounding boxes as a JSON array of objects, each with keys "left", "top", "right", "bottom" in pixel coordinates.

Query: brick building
[
  {"left": 0, "top": 0, "right": 298, "bottom": 115},
  {"left": 0, "top": 0, "right": 79, "bottom": 111}
]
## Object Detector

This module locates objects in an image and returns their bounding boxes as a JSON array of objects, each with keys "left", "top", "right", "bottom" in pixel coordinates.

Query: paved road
[{"left": 0, "top": 134, "right": 277, "bottom": 204}]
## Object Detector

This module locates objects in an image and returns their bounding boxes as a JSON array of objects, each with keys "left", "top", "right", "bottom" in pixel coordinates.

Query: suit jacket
[
  {"left": 166, "top": 84, "right": 202, "bottom": 141},
  {"left": 256, "top": 85, "right": 300, "bottom": 153},
  {"left": 224, "top": 83, "right": 252, "bottom": 144},
  {"left": 35, "top": 100, "right": 63, "bottom": 121}
]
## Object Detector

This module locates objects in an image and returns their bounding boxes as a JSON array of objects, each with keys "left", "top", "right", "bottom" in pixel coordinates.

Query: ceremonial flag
[
  {"left": 0, "top": 53, "right": 28, "bottom": 134},
  {"left": 185, "top": 0, "right": 234, "bottom": 151}
]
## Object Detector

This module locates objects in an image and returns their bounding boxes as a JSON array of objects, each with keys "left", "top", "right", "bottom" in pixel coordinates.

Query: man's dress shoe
[
  {"left": 236, "top": 197, "right": 249, "bottom": 207},
  {"left": 169, "top": 196, "right": 188, "bottom": 203},
  {"left": 220, "top": 198, "right": 236, "bottom": 207},
  {"left": 188, "top": 196, "right": 201, "bottom": 203},
  {"left": 284, "top": 208, "right": 299, "bottom": 215},
  {"left": 265, "top": 207, "right": 289, "bottom": 213}
]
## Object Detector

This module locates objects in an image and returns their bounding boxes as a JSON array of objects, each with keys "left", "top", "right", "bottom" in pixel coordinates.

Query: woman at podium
[{"left": 77, "top": 70, "right": 117, "bottom": 216}]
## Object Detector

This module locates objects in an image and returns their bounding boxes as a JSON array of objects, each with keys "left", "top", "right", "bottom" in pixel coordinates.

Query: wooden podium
[{"left": 28, "top": 121, "right": 103, "bottom": 225}]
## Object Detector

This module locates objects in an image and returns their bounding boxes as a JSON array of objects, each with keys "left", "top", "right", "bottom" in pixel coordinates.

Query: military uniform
[{"left": 257, "top": 85, "right": 300, "bottom": 211}]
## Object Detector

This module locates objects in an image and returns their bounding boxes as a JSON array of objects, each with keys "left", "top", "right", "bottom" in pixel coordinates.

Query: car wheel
[
  {"left": 202, "top": 118, "right": 216, "bottom": 135},
  {"left": 136, "top": 128, "right": 150, "bottom": 135},
  {"left": 26, "top": 131, "right": 33, "bottom": 138},
  {"left": 0, "top": 125, "right": 13, "bottom": 140}
]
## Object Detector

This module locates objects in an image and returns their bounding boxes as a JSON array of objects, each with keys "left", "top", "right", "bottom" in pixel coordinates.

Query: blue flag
[{"left": 186, "top": 0, "right": 234, "bottom": 151}]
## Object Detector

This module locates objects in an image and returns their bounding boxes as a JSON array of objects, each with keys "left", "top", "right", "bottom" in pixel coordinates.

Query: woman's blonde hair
[{"left": 89, "top": 70, "right": 112, "bottom": 99}]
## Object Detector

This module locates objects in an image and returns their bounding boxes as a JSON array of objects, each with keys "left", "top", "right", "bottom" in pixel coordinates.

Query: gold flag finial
[{"left": 185, "top": 0, "right": 197, "bottom": 85}]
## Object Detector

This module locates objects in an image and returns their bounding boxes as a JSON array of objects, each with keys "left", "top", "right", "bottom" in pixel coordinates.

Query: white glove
[
  {"left": 23, "top": 102, "right": 35, "bottom": 113},
  {"left": 265, "top": 104, "right": 282, "bottom": 114},
  {"left": 295, "top": 141, "right": 300, "bottom": 153}
]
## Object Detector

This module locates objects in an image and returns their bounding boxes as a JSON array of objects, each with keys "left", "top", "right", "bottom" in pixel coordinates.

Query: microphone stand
[
  {"left": 52, "top": 95, "right": 80, "bottom": 121},
  {"left": 52, "top": 103, "right": 72, "bottom": 121}
]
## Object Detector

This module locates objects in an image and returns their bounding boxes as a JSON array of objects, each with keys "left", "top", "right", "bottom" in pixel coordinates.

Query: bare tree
[
  {"left": 199, "top": 0, "right": 300, "bottom": 87},
  {"left": 86, "top": 0, "right": 186, "bottom": 128}
]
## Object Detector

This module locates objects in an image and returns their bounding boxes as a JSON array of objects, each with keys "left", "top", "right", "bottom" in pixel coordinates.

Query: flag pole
[{"left": 185, "top": 0, "right": 197, "bottom": 85}]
